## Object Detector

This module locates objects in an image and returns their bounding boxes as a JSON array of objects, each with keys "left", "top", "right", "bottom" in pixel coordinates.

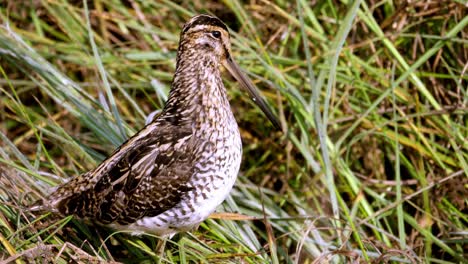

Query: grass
[{"left": 0, "top": 0, "right": 467, "bottom": 263}]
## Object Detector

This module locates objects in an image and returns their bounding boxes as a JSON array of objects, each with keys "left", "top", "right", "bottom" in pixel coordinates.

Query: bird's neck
[{"left": 161, "top": 52, "right": 234, "bottom": 128}]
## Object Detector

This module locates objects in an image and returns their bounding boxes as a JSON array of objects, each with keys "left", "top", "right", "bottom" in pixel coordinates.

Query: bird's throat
[{"left": 162, "top": 54, "right": 233, "bottom": 129}]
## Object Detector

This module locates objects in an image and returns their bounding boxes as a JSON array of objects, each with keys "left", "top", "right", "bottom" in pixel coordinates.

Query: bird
[{"left": 31, "top": 14, "right": 280, "bottom": 237}]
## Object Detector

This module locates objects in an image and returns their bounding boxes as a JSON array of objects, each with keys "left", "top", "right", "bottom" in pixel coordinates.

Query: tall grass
[{"left": 0, "top": 0, "right": 466, "bottom": 263}]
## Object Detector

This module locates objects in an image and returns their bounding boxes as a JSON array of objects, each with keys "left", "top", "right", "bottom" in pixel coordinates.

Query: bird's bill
[{"left": 223, "top": 57, "right": 281, "bottom": 130}]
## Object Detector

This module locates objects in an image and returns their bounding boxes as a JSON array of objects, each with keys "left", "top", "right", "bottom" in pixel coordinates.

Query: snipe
[{"left": 31, "top": 14, "right": 279, "bottom": 236}]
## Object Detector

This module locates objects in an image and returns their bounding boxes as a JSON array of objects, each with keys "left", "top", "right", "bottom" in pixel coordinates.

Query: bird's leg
[{"left": 155, "top": 235, "right": 168, "bottom": 263}]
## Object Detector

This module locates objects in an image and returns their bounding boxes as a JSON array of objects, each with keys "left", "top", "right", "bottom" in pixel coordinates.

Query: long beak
[{"left": 223, "top": 57, "right": 281, "bottom": 130}]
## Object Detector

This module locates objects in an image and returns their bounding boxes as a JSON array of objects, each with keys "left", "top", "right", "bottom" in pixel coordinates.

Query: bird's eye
[{"left": 211, "top": 31, "right": 221, "bottom": 39}]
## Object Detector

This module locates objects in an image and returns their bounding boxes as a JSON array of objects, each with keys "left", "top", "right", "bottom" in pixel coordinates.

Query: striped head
[
  {"left": 180, "top": 14, "right": 232, "bottom": 63},
  {"left": 176, "top": 14, "right": 280, "bottom": 130}
]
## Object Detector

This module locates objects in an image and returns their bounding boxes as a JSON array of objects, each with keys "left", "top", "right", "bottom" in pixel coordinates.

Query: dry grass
[{"left": 0, "top": 0, "right": 467, "bottom": 263}]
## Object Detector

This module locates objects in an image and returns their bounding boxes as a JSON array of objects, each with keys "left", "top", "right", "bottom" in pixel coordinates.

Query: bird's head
[
  {"left": 180, "top": 14, "right": 232, "bottom": 63},
  {"left": 179, "top": 14, "right": 281, "bottom": 130}
]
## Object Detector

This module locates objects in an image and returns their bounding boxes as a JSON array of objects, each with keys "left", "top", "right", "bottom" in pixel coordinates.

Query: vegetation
[{"left": 0, "top": 0, "right": 466, "bottom": 263}]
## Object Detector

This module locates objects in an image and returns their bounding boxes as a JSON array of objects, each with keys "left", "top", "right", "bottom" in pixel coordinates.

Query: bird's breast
[{"left": 185, "top": 113, "right": 242, "bottom": 213}]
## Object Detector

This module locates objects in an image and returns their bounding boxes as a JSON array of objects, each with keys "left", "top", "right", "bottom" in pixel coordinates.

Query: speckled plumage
[{"left": 32, "top": 14, "right": 279, "bottom": 236}]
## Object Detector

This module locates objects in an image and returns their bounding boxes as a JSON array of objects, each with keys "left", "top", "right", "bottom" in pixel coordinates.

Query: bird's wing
[{"left": 49, "top": 121, "right": 196, "bottom": 225}]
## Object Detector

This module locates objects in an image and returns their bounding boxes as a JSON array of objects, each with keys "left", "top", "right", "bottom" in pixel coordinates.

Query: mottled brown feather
[{"left": 52, "top": 122, "right": 194, "bottom": 225}]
